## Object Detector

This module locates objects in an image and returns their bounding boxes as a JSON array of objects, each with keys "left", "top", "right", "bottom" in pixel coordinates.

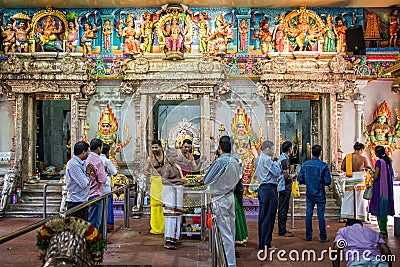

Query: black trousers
[
  {"left": 258, "top": 184, "right": 278, "bottom": 249},
  {"left": 278, "top": 189, "right": 291, "bottom": 235},
  {"left": 67, "top": 201, "right": 89, "bottom": 221}
]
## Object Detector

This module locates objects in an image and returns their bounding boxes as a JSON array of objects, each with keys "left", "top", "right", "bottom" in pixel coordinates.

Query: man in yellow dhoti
[
  {"left": 144, "top": 140, "right": 165, "bottom": 234},
  {"left": 340, "top": 142, "right": 372, "bottom": 221}
]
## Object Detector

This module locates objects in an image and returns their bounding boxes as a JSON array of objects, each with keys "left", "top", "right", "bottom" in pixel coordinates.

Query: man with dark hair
[
  {"left": 204, "top": 135, "right": 241, "bottom": 267},
  {"left": 87, "top": 138, "right": 107, "bottom": 232},
  {"left": 65, "top": 141, "right": 90, "bottom": 220},
  {"left": 176, "top": 139, "right": 205, "bottom": 177},
  {"left": 144, "top": 139, "right": 165, "bottom": 234},
  {"left": 340, "top": 142, "right": 371, "bottom": 221},
  {"left": 255, "top": 140, "right": 281, "bottom": 250},
  {"left": 298, "top": 144, "right": 331, "bottom": 242},
  {"left": 161, "top": 148, "right": 187, "bottom": 250},
  {"left": 277, "top": 141, "right": 297, "bottom": 237},
  {"left": 332, "top": 219, "right": 392, "bottom": 267}
]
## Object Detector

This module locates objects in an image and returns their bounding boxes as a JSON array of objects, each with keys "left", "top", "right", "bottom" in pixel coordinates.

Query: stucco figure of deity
[
  {"left": 362, "top": 101, "right": 400, "bottom": 164},
  {"left": 118, "top": 14, "right": 141, "bottom": 55},
  {"left": 231, "top": 106, "right": 263, "bottom": 197},
  {"left": 191, "top": 11, "right": 210, "bottom": 53},
  {"left": 66, "top": 18, "right": 79, "bottom": 52},
  {"left": 140, "top": 11, "right": 161, "bottom": 53},
  {"left": 323, "top": 14, "right": 336, "bottom": 52},
  {"left": 95, "top": 105, "right": 131, "bottom": 164},
  {"left": 286, "top": 10, "right": 320, "bottom": 51},
  {"left": 208, "top": 13, "right": 233, "bottom": 55},
  {"left": 95, "top": 105, "right": 132, "bottom": 200},
  {"left": 13, "top": 20, "right": 30, "bottom": 53},
  {"left": 335, "top": 18, "right": 347, "bottom": 53},
  {"left": 252, "top": 18, "right": 273, "bottom": 54},
  {"left": 36, "top": 16, "right": 63, "bottom": 46},
  {"left": 1, "top": 20, "right": 16, "bottom": 53},
  {"left": 81, "top": 22, "right": 100, "bottom": 54},
  {"left": 162, "top": 17, "right": 184, "bottom": 53},
  {"left": 273, "top": 14, "right": 286, "bottom": 52}
]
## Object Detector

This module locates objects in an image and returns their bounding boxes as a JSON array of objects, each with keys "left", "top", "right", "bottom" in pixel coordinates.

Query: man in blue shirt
[
  {"left": 255, "top": 140, "right": 281, "bottom": 250},
  {"left": 204, "top": 136, "right": 241, "bottom": 267},
  {"left": 65, "top": 141, "right": 90, "bottom": 220},
  {"left": 298, "top": 144, "right": 331, "bottom": 242}
]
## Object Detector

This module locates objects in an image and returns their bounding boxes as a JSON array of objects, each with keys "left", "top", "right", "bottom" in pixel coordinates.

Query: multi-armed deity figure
[
  {"left": 231, "top": 106, "right": 263, "bottom": 197},
  {"left": 362, "top": 101, "right": 400, "bottom": 164},
  {"left": 208, "top": 13, "right": 233, "bottom": 55},
  {"left": 285, "top": 8, "right": 321, "bottom": 51},
  {"left": 95, "top": 105, "right": 132, "bottom": 200},
  {"left": 118, "top": 13, "right": 141, "bottom": 55}
]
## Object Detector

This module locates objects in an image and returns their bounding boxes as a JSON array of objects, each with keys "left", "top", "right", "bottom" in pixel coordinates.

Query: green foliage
[{"left": 66, "top": 12, "right": 78, "bottom": 21}]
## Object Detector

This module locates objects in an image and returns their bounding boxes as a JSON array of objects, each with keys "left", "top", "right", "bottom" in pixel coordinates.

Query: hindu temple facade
[{"left": 0, "top": 4, "right": 399, "bottom": 211}]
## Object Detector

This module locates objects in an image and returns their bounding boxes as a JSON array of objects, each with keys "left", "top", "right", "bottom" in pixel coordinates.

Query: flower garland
[{"left": 36, "top": 217, "right": 107, "bottom": 263}]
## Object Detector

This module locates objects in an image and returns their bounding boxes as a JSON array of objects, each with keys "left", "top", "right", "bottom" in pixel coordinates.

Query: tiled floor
[{"left": 0, "top": 217, "right": 399, "bottom": 266}]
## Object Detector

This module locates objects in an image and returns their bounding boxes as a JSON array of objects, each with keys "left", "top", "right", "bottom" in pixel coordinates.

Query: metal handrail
[
  {"left": 0, "top": 184, "right": 129, "bottom": 245},
  {"left": 43, "top": 182, "right": 65, "bottom": 219}
]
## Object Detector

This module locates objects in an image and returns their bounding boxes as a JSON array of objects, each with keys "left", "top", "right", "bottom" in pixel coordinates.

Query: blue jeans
[
  {"left": 88, "top": 195, "right": 104, "bottom": 231},
  {"left": 306, "top": 198, "right": 327, "bottom": 241}
]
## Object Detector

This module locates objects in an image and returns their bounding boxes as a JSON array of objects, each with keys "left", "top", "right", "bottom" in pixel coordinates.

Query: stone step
[
  {"left": 9, "top": 203, "right": 61, "bottom": 211},
  {"left": 4, "top": 210, "right": 59, "bottom": 218}
]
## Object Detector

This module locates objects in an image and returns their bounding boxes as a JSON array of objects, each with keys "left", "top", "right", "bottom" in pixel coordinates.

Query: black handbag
[{"left": 363, "top": 186, "right": 373, "bottom": 200}]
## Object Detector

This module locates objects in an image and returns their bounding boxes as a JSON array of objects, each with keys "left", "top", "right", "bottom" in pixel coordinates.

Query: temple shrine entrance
[
  {"left": 280, "top": 97, "right": 321, "bottom": 164},
  {"left": 35, "top": 96, "right": 71, "bottom": 177},
  {"left": 152, "top": 96, "right": 201, "bottom": 150}
]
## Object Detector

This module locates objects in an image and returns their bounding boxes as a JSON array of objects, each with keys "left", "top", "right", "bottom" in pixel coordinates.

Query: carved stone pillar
[
  {"left": 70, "top": 94, "right": 80, "bottom": 146},
  {"left": 77, "top": 97, "right": 90, "bottom": 144},
  {"left": 139, "top": 94, "right": 148, "bottom": 170},
  {"left": 329, "top": 93, "right": 338, "bottom": 166},
  {"left": 133, "top": 95, "right": 141, "bottom": 168},
  {"left": 353, "top": 94, "right": 366, "bottom": 142},
  {"left": 200, "top": 93, "right": 211, "bottom": 161},
  {"left": 271, "top": 93, "right": 281, "bottom": 156}
]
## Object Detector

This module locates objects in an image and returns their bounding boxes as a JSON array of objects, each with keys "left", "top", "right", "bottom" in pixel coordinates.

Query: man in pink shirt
[{"left": 87, "top": 138, "right": 107, "bottom": 232}]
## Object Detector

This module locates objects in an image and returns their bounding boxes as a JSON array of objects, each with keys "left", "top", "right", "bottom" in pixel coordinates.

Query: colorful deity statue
[
  {"left": 12, "top": 15, "right": 31, "bottom": 53},
  {"left": 208, "top": 13, "right": 233, "bottom": 55},
  {"left": 323, "top": 14, "right": 336, "bottom": 52},
  {"left": 285, "top": 7, "right": 323, "bottom": 51},
  {"left": 252, "top": 17, "right": 273, "bottom": 54},
  {"left": 1, "top": 20, "right": 16, "bottom": 53},
  {"left": 36, "top": 16, "right": 63, "bottom": 48},
  {"left": 118, "top": 14, "right": 141, "bottom": 55},
  {"left": 81, "top": 21, "right": 100, "bottom": 54},
  {"left": 335, "top": 17, "right": 347, "bottom": 53},
  {"left": 231, "top": 106, "right": 263, "bottom": 197},
  {"left": 140, "top": 11, "right": 160, "bottom": 53},
  {"left": 362, "top": 101, "right": 400, "bottom": 164},
  {"left": 95, "top": 105, "right": 132, "bottom": 200}
]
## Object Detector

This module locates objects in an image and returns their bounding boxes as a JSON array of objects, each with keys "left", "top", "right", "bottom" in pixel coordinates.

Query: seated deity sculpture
[
  {"left": 285, "top": 7, "right": 323, "bottom": 51},
  {"left": 207, "top": 13, "right": 234, "bottom": 55}
]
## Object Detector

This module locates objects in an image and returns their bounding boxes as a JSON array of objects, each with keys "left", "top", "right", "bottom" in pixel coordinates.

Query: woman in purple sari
[{"left": 369, "top": 146, "right": 395, "bottom": 238}]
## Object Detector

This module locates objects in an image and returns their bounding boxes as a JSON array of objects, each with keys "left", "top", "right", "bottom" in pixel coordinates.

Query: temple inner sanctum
[{"left": 0, "top": 1, "right": 399, "bottom": 266}]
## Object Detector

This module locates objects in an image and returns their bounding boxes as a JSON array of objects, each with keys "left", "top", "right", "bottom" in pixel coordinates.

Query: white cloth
[
  {"left": 100, "top": 154, "right": 117, "bottom": 194},
  {"left": 213, "top": 192, "right": 236, "bottom": 267},
  {"left": 162, "top": 185, "right": 183, "bottom": 241},
  {"left": 340, "top": 172, "right": 367, "bottom": 220}
]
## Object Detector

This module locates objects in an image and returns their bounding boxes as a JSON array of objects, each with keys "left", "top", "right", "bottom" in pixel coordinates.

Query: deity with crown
[
  {"left": 231, "top": 106, "right": 263, "bottom": 196},
  {"left": 95, "top": 105, "right": 132, "bottom": 167},
  {"left": 362, "top": 101, "right": 400, "bottom": 163}
]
